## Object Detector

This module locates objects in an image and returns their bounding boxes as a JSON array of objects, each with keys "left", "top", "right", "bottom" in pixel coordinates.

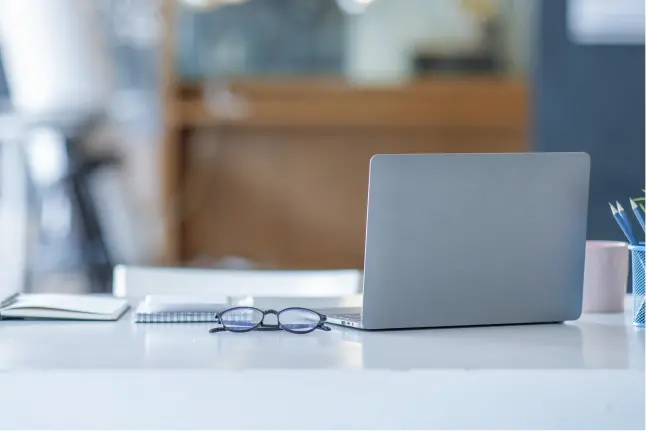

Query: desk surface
[{"left": 0, "top": 297, "right": 644, "bottom": 430}]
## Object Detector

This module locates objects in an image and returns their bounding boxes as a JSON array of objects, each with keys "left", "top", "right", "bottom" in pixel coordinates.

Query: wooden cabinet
[{"left": 161, "top": 79, "right": 528, "bottom": 268}]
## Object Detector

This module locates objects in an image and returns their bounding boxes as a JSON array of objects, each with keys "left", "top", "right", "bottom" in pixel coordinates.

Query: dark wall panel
[{"left": 533, "top": 0, "right": 644, "bottom": 242}]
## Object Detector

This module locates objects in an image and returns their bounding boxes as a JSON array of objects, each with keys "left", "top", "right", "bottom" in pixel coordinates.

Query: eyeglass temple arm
[{"left": 318, "top": 314, "right": 331, "bottom": 331}]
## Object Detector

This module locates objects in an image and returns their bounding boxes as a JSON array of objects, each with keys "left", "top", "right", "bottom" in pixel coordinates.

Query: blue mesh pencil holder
[{"left": 628, "top": 244, "right": 645, "bottom": 328}]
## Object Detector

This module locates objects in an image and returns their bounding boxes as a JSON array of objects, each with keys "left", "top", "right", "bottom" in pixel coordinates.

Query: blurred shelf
[
  {"left": 171, "top": 78, "right": 528, "bottom": 129},
  {"left": 159, "top": 1, "right": 530, "bottom": 267}
]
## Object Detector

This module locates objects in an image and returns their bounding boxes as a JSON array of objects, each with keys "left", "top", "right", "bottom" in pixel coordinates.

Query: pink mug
[{"left": 582, "top": 241, "right": 629, "bottom": 313}]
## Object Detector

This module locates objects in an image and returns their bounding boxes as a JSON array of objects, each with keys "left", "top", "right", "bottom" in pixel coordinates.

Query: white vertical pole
[{"left": 0, "top": 132, "right": 27, "bottom": 295}]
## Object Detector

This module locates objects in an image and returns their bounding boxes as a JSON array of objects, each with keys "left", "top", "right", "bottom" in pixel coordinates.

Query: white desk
[{"left": 0, "top": 298, "right": 643, "bottom": 430}]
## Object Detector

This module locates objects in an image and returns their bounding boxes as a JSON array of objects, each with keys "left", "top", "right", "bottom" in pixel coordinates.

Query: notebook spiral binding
[{"left": 134, "top": 311, "right": 218, "bottom": 323}]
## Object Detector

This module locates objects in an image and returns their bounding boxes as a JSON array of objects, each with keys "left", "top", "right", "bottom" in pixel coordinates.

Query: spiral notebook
[{"left": 133, "top": 295, "right": 229, "bottom": 323}]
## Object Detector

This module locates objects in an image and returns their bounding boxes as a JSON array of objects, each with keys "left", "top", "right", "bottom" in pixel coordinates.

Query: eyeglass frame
[{"left": 209, "top": 306, "right": 331, "bottom": 334}]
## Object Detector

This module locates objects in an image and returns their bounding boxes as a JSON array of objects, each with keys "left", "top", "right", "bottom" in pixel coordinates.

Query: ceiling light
[
  {"left": 180, "top": 0, "right": 249, "bottom": 12},
  {"left": 336, "top": 0, "right": 375, "bottom": 15}
]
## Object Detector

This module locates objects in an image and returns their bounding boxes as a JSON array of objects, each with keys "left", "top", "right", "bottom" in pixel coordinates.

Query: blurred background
[{"left": 0, "top": 0, "right": 642, "bottom": 295}]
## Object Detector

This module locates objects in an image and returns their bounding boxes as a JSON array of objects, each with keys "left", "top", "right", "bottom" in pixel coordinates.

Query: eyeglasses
[{"left": 209, "top": 307, "right": 331, "bottom": 334}]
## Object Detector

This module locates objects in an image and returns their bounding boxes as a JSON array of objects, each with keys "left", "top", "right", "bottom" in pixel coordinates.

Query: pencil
[
  {"left": 630, "top": 199, "right": 646, "bottom": 232},
  {"left": 616, "top": 202, "right": 639, "bottom": 244},
  {"left": 610, "top": 203, "right": 638, "bottom": 245}
]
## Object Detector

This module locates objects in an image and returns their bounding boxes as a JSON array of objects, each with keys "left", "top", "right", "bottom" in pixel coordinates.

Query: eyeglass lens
[
  {"left": 279, "top": 308, "right": 321, "bottom": 333},
  {"left": 220, "top": 308, "right": 264, "bottom": 331},
  {"left": 218, "top": 307, "right": 322, "bottom": 333}
]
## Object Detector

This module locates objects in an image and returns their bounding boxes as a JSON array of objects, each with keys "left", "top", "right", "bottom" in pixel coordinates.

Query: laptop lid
[{"left": 361, "top": 152, "right": 590, "bottom": 330}]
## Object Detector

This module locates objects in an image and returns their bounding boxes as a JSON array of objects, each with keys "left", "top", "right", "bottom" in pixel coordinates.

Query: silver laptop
[{"left": 326, "top": 152, "right": 591, "bottom": 330}]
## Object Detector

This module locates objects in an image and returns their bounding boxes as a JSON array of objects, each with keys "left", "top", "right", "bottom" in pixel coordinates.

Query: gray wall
[{"left": 534, "top": 0, "right": 645, "bottom": 242}]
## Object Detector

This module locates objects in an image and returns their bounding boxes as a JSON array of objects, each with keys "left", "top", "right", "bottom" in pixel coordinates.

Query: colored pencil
[
  {"left": 610, "top": 203, "right": 637, "bottom": 245},
  {"left": 616, "top": 202, "right": 639, "bottom": 244}
]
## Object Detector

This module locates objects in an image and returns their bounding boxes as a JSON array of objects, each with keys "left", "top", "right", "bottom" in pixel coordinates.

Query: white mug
[{"left": 582, "top": 241, "right": 629, "bottom": 313}]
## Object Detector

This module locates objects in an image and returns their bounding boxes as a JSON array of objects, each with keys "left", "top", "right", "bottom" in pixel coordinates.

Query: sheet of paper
[{"left": 137, "top": 294, "right": 229, "bottom": 313}]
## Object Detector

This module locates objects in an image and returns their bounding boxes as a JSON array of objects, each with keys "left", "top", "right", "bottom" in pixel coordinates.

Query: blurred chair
[
  {"left": 113, "top": 265, "right": 363, "bottom": 298},
  {"left": 23, "top": 119, "right": 118, "bottom": 293}
]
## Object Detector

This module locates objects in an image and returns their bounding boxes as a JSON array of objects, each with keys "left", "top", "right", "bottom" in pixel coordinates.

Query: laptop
[{"left": 326, "top": 152, "right": 591, "bottom": 330}]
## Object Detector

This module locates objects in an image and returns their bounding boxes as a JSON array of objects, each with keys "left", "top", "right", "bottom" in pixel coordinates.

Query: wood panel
[{"left": 181, "top": 126, "right": 527, "bottom": 269}]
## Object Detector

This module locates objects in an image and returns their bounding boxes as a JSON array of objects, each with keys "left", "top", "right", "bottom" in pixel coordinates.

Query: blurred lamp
[
  {"left": 0, "top": 0, "right": 114, "bottom": 117},
  {"left": 336, "top": 0, "right": 375, "bottom": 15},
  {"left": 180, "top": 0, "right": 249, "bottom": 11}
]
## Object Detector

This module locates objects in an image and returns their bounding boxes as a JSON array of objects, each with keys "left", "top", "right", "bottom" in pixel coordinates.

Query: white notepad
[
  {"left": 0, "top": 294, "right": 129, "bottom": 321},
  {"left": 133, "top": 295, "right": 229, "bottom": 323}
]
